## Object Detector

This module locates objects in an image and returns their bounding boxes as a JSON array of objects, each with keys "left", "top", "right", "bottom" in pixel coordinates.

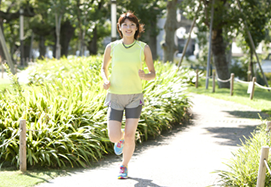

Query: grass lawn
[
  {"left": 187, "top": 78, "right": 271, "bottom": 118},
  {"left": 0, "top": 167, "right": 68, "bottom": 187}
]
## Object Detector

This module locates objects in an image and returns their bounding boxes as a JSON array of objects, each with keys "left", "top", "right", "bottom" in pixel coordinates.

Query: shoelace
[
  {"left": 120, "top": 166, "right": 126, "bottom": 173},
  {"left": 117, "top": 140, "right": 124, "bottom": 148}
]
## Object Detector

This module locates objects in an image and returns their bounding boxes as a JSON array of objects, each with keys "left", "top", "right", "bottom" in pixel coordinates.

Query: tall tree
[
  {"left": 29, "top": 0, "right": 54, "bottom": 59},
  {"left": 29, "top": 13, "right": 54, "bottom": 59},
  {"left": 118, "top": 0, "right": 166, "bottom": 60},
  {"left": 163, "top": 0, "right": 178, "bottom": 63},
  {"left": 86, "top": 0, "right": 106, "bottom": 55},
  {"left": 70, "top": 0, "right": 88, "bottom": 56},
  {"left": 68, "top": 0, "right": 110, "bottom": 56},
  {"left": 182, "top": 0, "right": 271, "bottom": 88},
  {"left": 0, "top": 1, "right": 34, "bottom": 62},
  {"left": 235, "top": 0, "right": 271, "bottom": 81},
  {"left": 60, "top": 20, "right": 75, "bottom": 57},
  {"left": 50, "top": 0, "right": 69, "bottom": 59},
  {"left": 31, "top": 0, "right": 76, "bottom": 58}
]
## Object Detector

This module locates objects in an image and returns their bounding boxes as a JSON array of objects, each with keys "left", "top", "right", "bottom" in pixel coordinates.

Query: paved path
[{"left": 36, "top": 93, "right": 267, "bottom": 187}]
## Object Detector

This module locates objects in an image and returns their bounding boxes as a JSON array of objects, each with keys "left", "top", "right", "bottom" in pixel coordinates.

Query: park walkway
[{"left": 35, "top": 93, "right": 267, "bottom": 187}]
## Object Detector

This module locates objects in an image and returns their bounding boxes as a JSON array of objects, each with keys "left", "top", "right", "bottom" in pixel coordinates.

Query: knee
[
  {"left": 108, "top": 132, "right": 121, "bottom": 143},
  {"left": 124, "top": 133, "right": 135, "bottom": 145}
]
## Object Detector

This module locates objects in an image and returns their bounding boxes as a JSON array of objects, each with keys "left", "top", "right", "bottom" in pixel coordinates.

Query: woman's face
[{"left": 119, "top": 19, "right": 137, "bottom": 38}]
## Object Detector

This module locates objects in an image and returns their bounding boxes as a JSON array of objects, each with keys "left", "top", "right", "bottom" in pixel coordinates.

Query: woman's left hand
[
  {"left": 138, "top": 69, "right": 145, "bottom": 79},
  {"left": 103, "top": 81, "right": 111, "bottom": 90}
]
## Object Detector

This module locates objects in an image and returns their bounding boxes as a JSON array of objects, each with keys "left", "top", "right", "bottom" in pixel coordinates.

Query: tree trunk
[
  {"left": 0, "top": 3, "right": 35, "bottom": 62},
  {"left": 0, "top": 2, "right": 2, "bottom": 41},
  {"left": 23, "top": 44, "right": 30, "bottom": 63},
  {"left": 248, "top": 49, "right": 253, "bottom": 81},
  {"left": 10, "top": 42, "right": 16, "bottom": 63},
  {"left": 162, "top": 0, "right": 178, "bottom": 63},
  {"left": 55, "top": 13, "right": 62, "bottom": 59},
  {"left": 29, "top": 33, "right": 34, "bottom": 61},
  {"left": 80, "top": 19, "right": 86, "bottom": 56},
  {"left": 145, "top": 20, "right": 157, "bottom": 60},
  {"left": 38, "top": 36, "right": 46, "bottom": 59},
  {"left": 0, "top": 43, "right": 4, "bottom": 61},
  {"left": 87, "top": 27, "right": 98, "bottom": 55},
  {"left": 212, "top": 29, "right": 230, "bottom": 88},
  {"left": 0, "top": 19, "right": 5, "bottom": 61},
  {"left": 60, "top": 20, "right": 75, "bottom": 57},
  {"left": 75, "top": 0, "right": 84, "bottom": 56},
  {"left": 149, "top": 35, "right": 157, "bottom": 61},
  {"left": 78, "top": 28, "right": 84, "bottom": 56}
]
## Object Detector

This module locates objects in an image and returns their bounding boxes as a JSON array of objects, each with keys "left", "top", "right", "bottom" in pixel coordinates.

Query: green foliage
[
  {"left": 230, "top": 58, "right": 248, "bottom": 81},
  {"left": 117, "top": 0, "right": 166, "bottom": 43},
  {"left": 67, "top": 0, "right": 110, "bottom": 55},
  {"left": 139, "top": 62, "right": 193, "bottom": 140},
  {"left": 236, "top": 0, "right": 271, "bottom": 51},
  {"left": 181, "top": 0, "right": 271, "bottom": 82},
  {"left": 181, "top": 0, "right": 271, "bottom": 44},
  {"left": 1, "top": 0, "right": 167, "bottom": 59},
  {"left": 0, "top": 56, "right": 192, "bottom": 169},
  {"left": 256, "top": 71, "right": 271, "bottom": 87},
  {"left": 265, "top": 72, "right": 271, "bottom": 86},
  {"left": 216, "top": 121, "right": 271, "bottom": 186}
]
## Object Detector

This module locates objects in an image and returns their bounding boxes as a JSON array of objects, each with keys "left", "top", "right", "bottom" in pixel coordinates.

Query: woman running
[{"left": 101, "top": 11, "right": 156, "bottom": 179}]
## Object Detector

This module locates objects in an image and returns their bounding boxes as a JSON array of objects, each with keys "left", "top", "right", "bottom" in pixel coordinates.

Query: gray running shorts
[
  {"left": 107, "top": 105, "right": 142, "bottom": 122},
  {"left": 104, "top": 93, "right": 144, "bottom": 122}
]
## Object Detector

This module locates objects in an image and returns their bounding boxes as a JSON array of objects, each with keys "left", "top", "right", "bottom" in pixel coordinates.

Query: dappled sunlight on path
[{"left": 36, "top": 93, "right": 264, "bottom": 187}]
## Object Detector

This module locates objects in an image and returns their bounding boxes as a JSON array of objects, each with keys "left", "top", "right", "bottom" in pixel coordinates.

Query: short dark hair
[{"left": 117, "top": 11, "right": 144, "bottom": 39}]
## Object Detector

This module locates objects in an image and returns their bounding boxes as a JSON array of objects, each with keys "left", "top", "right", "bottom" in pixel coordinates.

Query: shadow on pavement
[
  {"left": 223, "top": 110, "right": 269, "bottom": 119},
  {"left": 204, "top": 125, "right": 258, "bottom": 146},
  {"left": 75, "top": 121, "right": 195, "bottom": 171},
  {"left": 24, "top": 172, "right": 50, "bottom": 183},
  {"left": 129, "top": 177, "right": 164, "bottom": 187},
  {"left": 133, "top": 121, "right": 194, "bottom": 156}
]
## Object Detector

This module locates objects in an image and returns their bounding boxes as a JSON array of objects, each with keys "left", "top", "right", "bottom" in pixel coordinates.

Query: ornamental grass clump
[
  {"left": 0, "top": 56, "right": 192, "bottom": 169},
  {"left": 216, "top": 121, "right": 271, "bottom": 186}
]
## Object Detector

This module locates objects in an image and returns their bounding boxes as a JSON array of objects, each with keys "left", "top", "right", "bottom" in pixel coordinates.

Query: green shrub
[
  {"left": 265, "top": 72, "right": 271, "bottom": 86},
  {"left": 229, "top": 58, "right": 248, "bottom": 81},
  {"left": 216, "top": 121, "right": 271, "bottom": 186},
  {"left": 0, "top": 57, "right": 193, "bottom": 169}
]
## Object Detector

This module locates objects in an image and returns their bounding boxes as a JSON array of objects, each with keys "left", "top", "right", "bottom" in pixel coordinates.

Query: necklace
[{"left": 122, "top": 41, "right": 136, "bottom": 49}]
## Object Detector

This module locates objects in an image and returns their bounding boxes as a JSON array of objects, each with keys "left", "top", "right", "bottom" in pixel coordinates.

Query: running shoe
[
  {"left": 118, "top": 165, "right": 128, "bottom": 179},
  {"left": 114, "top": 129, "right": 124, "bottom": 155},
  {"left": 114, "top": 139, "right": 124, "bottom": 155}
]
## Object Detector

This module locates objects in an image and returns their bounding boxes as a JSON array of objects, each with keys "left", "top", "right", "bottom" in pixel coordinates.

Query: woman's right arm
[{"left": 101, "top": 44, "right": 111, "bottom": 90}]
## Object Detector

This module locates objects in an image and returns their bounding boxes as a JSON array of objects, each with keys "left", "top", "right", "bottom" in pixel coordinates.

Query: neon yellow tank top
[{"left": 108, "top": 40, "right": 146, "bottom": 94}]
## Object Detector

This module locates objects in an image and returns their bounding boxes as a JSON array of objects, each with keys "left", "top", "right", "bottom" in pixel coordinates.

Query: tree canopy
[
  {"left": 181, "top": 0, "right": 271, "bottom": 87},
  {"left": 0, "top": 0, "right": 167, "bottom": 61},
  {"left": 0, "top": 0, "right": 270, "bottom": 80}
]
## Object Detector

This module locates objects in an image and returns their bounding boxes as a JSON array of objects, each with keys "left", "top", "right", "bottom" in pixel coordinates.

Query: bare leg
[
  {"left": 122, "top": 118, "right": 139, "bottom": 167},
  {"left": 107, "top": 120, "right": 123, "bottom": 143}
]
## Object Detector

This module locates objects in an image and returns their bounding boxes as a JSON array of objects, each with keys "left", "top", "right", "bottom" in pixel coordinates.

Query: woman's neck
[{"left": 122, "top": 38, "right": 135, "bottom": 45}]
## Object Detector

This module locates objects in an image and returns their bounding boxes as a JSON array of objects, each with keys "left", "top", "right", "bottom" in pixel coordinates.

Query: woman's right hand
[{"left": 103, "top": 81, "right": 110, "bottom": 90}]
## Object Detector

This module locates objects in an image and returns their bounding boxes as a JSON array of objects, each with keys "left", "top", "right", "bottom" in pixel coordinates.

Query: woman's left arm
[{"left": 138, "top": 45, "right": 156, "bottom": 81}]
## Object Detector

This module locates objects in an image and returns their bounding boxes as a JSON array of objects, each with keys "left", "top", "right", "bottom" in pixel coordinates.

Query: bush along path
[
  {"left": 0, "top": 57, "right": 194, "bottom": 169},
  {"left": 34, "top": 93, "right": 268, "bottom": 187}
]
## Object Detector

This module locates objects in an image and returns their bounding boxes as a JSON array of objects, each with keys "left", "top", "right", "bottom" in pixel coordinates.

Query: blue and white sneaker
[
  {"left": 114, "top": 139, "right": 124, "bottom": 155},
  {"left": 114, "top": 129, "right": 124, "bottom": 155},
  {"left": 118, "top": 165, "right": 128, "bottom": 179}
]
